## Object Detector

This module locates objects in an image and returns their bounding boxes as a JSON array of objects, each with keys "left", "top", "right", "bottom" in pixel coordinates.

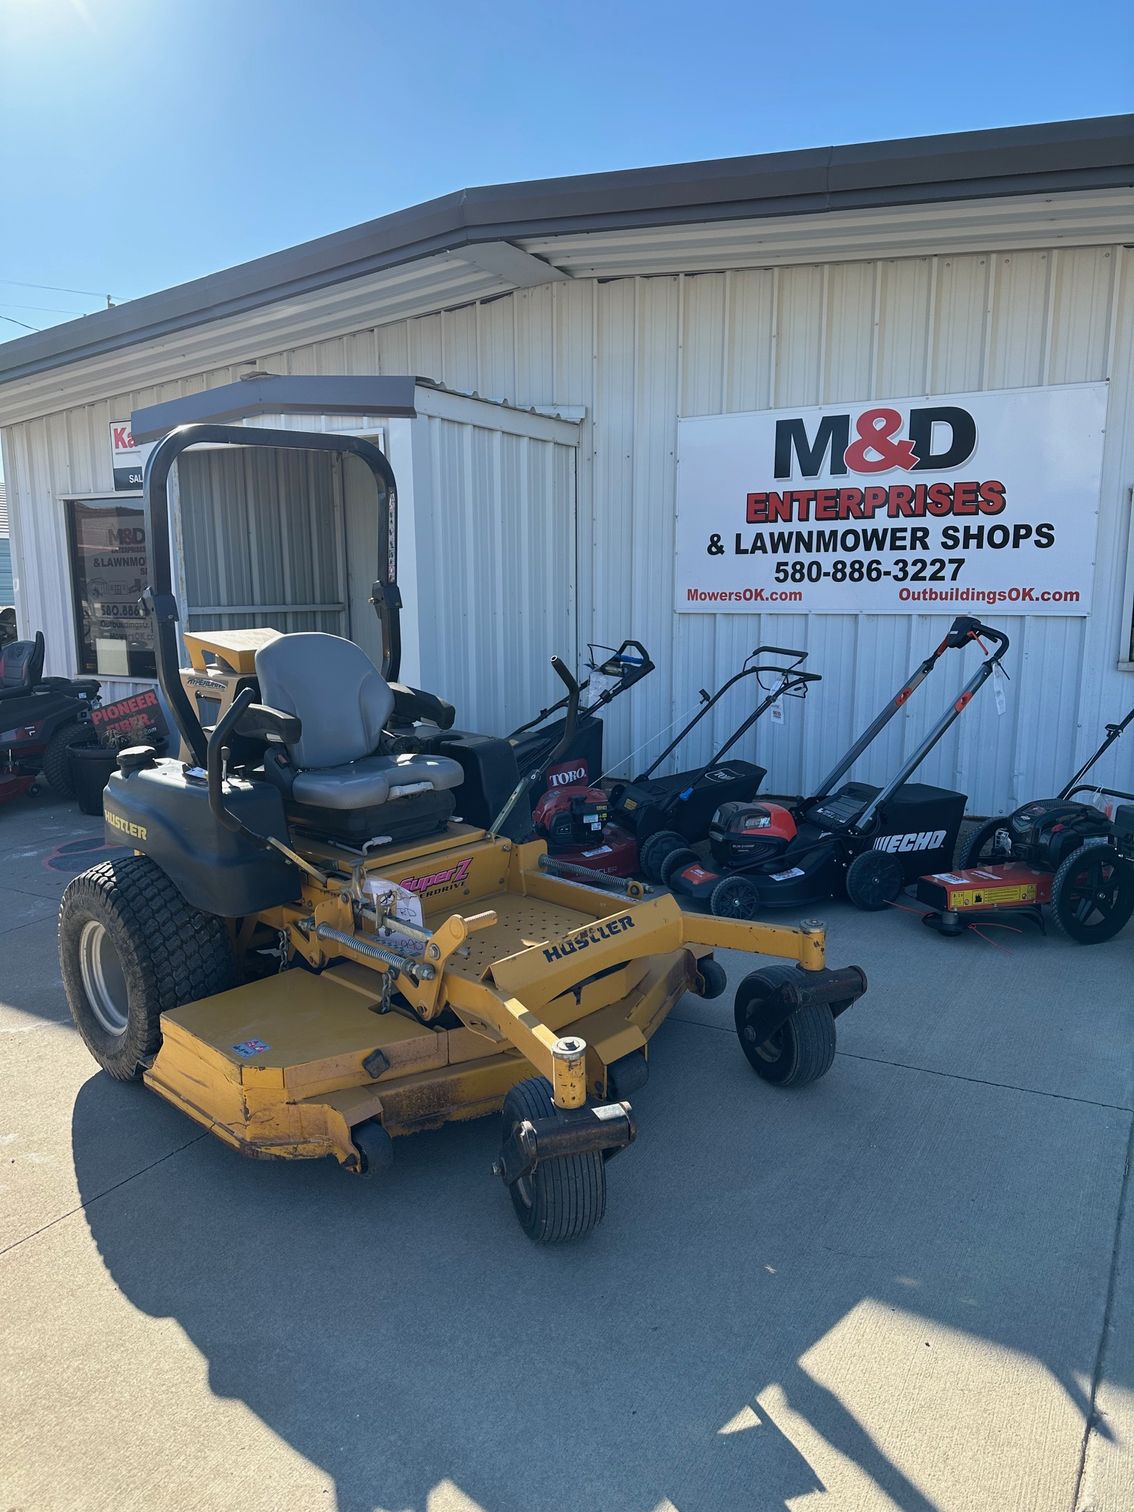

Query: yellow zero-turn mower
[{"left": 59, "top": 424, "right": 868, "bottom": 1243}]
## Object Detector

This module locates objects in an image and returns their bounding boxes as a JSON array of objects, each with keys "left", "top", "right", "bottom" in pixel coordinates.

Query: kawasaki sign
[{"left": 675, "top": 383, "right": 1107, "bottom": 615}]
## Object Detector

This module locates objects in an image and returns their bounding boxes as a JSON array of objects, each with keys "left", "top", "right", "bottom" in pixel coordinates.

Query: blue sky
[{"left": 0, "top": 0, "right": 1131, "bottom": 340}]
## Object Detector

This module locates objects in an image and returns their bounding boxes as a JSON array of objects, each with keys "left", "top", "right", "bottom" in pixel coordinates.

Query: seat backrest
[
  {"left": 0, "top": 632, "right": 44, "bottom": 693},
  {"left": 254, "top": 632, "right": 394, "bottom": 770}
]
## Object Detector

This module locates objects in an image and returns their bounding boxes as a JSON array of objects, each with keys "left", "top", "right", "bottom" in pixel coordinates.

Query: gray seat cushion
[
  {"left": 291, "top": 752, "right": 464, "bottom": 811},
  {"left": 256, "top": 632, "right": 395, "bottom": 770}
]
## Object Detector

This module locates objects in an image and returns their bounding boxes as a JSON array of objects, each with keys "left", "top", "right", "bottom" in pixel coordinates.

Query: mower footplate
[{"left": 494, "top": 1100, "right": 636, "bottom": 1186}]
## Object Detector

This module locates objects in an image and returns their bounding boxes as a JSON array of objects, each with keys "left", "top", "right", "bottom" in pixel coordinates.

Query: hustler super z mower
[
  {"left": 917, "top": 707, "right": 1134, "bottom": 942},
  {"left": 647, "top": 618, "right": 1010, "bottom": 920},
  {"left": 0, "top": 630, "right": 102, "bottom": 807},
  {"left": 59, "top": 424, "right": 869, "bottom": 1244}
]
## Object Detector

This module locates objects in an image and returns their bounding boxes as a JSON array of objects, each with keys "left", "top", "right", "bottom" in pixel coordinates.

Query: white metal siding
[{"left": 3, "top": 242, "right": 1132, "bottom": 812}]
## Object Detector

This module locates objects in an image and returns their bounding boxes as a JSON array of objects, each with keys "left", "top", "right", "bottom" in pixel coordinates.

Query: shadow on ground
[{"left": 70, "top": 1007, "right": 1129, "bottom": 1512}]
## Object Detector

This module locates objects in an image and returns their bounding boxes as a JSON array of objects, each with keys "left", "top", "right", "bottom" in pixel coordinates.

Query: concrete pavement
[{"left": 1, "top": 793, "right": 1131, "bottom": 1512}]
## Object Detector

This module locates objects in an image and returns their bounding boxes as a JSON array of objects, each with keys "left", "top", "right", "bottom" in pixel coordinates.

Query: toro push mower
[
  {"left": 649, "top": 618, "right": 1010, "bottom": 920},
  {"left": 917, "top": 708, "right": 1134, "bottom": 942},
  {"left": 608, "top": 647, "right": 821, "bottom": 850},
  {"left": 59, "top": 422, "right": 869, "bottom": 1245},
  {"left": 507, "top": 639, "right": 654, "bottom": 809},
  {"left": 0, "top": 631, "right": 101, "bottom": 806}
]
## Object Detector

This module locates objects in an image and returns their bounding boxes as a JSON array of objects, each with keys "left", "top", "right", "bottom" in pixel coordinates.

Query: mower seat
[
  {"left": 0, "top": 632, "right": 45, "bottom": 701},
  {"left": 254, "top": 632, "right": 462, "bottom": 829}
]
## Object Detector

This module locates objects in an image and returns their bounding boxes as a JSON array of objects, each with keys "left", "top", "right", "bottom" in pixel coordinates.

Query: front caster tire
[
  {"left": 500, "top": 1077, "right": 606, "bottom": 1243},
  {"left": 734, "top": 966, "right": 836, "bottom": 1087},
  {"left": 695, "top": 955, "right": 728, "bottom": 999},
  {"left": 1050, "top": 845, "right": 1134, "bottom": 944},
  {"left": 59, "top": 855, "right": 236, "bottom": 1080},
  {"left": 844, "top": 850, "right": 903, "bottom": 911}
]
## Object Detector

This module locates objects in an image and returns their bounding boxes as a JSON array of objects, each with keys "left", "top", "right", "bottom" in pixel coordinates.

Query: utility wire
[
  {"left": 0, "top": 300, "right": 98, "bottom": 315},
  {"left": 0, "top": 277, "right": 121, "bottom": 301},
  {"left": 0, "top": 314, "right": 40, "bottom": 332}
]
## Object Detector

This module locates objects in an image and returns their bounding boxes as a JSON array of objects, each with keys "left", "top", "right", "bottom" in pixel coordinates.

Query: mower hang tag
[
  {"left": 769, "top": 698, "right": 784, "bottom": 725},
  {"left": 993, "top": 663, "right": 1007, "bottom": 717},
  {"left": 583, "top": 669, "right": 620, "bottom": 711}
]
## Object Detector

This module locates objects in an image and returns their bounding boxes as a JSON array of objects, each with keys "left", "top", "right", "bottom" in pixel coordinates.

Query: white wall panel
[{"left": 5, "top": 235, "right": 1131, "bottom": 814}]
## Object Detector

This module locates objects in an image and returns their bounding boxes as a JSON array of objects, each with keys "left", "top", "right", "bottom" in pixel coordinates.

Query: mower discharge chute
[
  {"left": 652, "top": 617, "right": 1011, "bottom": 918},
  {"left": 58, "top": 422, "right": 869, "bottom": 1244}
]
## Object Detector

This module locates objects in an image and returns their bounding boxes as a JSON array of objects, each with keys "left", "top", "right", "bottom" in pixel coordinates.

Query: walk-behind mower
[
  {"left": 0, "top": 631, "right": 101, "bottom": 806},
  {"left": 917, "top": 708, "right": 1134, "bottom": 942},
  {"left": 59, "top": 423, "right": 869, "bottom": 1244},
  {"left": 508, "top": 638, "right": 654, "bottom": 807},
  {"left": 649, "top": 618, "right": 1010, "bottom": 920},
  {"left": 608, "top": 647, "right": 821, "bottom": 852}
]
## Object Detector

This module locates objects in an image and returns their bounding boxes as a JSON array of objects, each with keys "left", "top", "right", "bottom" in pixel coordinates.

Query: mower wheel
[
  {"left": 957, "top": 817, "right": 1013, "bottom": 869},
  {"left": 1050, "top": 844, "right": 1134, "bottom": 944},
  {"left": 500, "top": 1076, "right": 606, "bottom": 1243},
  {"left": 844, "top": 850, "right": 903, "bottom": 911},
  {"left": 734, "top": 966, "right": 836, "bottom": 1087},
  {"left": 695, "top": 956, "right": 728, "bottom": 999},
  {"left": 42, "top": 719, "right": 97, "bottom": 797},
  {"left": 640, "top": 830, "right": 688, "bottom": 883},
  {"left": 59, "top": 855, "right": 236, "bottom": 1079},
  {"left": 660, "top": 846, "right": 699, "bottom": 887},
  {"left": 709, "top": 876, "right": 760, "bottom": 920},
  {"left": 352, "top": 1119, "right": 395, "bottom": 1177}
]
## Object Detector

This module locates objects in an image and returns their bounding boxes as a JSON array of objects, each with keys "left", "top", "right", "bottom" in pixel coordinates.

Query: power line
[
  {"left": 0, "top": 277, "right": 121, "bottom": 301},
  {"left": 0, "top": 300, "right": 97, "bottom": 315},
  {"left": 0, "top": 314, "right": 41, "bottom": 332}
]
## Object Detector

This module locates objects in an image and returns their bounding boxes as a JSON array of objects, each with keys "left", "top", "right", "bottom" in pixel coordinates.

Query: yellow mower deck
[{"left": 143, "top": 830, "right": 830, "bottom": 1170}]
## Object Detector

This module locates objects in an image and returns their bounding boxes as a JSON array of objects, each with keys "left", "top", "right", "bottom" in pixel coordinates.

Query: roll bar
[{"left": 141, "top": 423, "right": 399, "bottom": 769}]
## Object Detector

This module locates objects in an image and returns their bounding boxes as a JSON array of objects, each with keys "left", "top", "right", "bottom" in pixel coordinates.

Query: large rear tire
[
  {"left": 843, "top": 850, "right": 903, "bottom": 911},
  {"left": 500, "top": 1077, "right": 606, "bottom": 1243},
  {"left": 59, "top": 855, "right": 236, "bottom": 1079},
  {"left": 1050, "top": 845, "right": 1134, "bottom": 945},
  {"left": 42, "top": 719, "right": 97, "bottom": 797}
]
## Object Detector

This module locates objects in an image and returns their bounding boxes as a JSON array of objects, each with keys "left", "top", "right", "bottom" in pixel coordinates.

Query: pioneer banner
[{"left": 675, "top": 382, "right": 1107, "bottom": 615}]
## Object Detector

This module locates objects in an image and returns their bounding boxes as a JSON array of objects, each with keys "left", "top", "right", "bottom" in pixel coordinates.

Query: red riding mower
[{"left": 0, "top": 632, "right": 102, "bottom": 807}]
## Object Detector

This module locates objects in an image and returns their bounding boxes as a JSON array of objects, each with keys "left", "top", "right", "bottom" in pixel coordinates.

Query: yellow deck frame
[{"left": 145, "top": 825, "right": 832, "bottom": 1170}]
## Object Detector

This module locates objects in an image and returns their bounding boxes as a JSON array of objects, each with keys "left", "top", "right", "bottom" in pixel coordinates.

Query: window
[{"left": 65, "top": 498, "right": 156, "bottom": 679}]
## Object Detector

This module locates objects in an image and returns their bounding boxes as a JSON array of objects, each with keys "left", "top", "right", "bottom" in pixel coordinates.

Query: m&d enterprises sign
[{"left": 675, "top": 383, "right": 1107, "bottom": 616}]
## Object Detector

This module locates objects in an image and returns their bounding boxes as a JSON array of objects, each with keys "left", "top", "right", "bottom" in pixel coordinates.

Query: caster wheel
[
  {"left": 640, "top": 829, "right": 688, "bottom": 883},
  {"left": 695, "top": 956, "right": 728, "bottom": 999},
  {"left": 844, "top": 850, "right": 903, "bottom": 911},
  {"left": 734, "top": 965, "right": 836, "bottom": 1087},
  {"left": 27, "top": 784, "right": 40, "bottom": 798},
  {"left": 660, "top": 846, "right": 699, "bottom": 887},
  {"left": 500, "top": 1077, "right": 606, "bottom": 1243},
  {"left": 709, "top": 876, "right": 760, "bottom": 919},
  {"left": 1050, "top": 844, "right": 1134, "bottom": 944},
  {"left": 352, "top": 1119, "right": 394, "bottom": 1177}
]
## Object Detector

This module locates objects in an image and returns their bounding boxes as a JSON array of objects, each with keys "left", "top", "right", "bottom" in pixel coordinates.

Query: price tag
[
  {"left": 993, "top": 663, "right": 1007, "bottom": 717},
  {"left": 770, "top": 698, "right": 784, "bottom": 725}
]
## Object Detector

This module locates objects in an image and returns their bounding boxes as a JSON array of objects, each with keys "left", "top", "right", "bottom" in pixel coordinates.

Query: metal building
[{"left": 1, "top": 115, "right": 1132, "bottom": 813}]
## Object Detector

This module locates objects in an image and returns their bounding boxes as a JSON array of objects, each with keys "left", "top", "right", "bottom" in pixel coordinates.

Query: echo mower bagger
[
  {"left": 59, "top": 422, "right": 869, "bottom": 1244},
  {"left": 648, "top": 618, "right": 1010, "bottom": 920},
  {"left": 0, "top": 631, "right": 101, "bottom": 806},
  {"left": 916, "top": 707, "right": 1134, "bottom": 942}
]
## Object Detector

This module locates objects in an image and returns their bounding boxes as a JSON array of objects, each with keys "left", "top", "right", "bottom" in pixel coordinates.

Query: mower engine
[
  {"left": 1006, "top": 798, "right": 1113, "bottom": 869},
  {"left": 533, "top": 783, "right": 611, "bottom": 852},
  {"left": 709, "top": 801, "right": 797, "bottom": 868}
]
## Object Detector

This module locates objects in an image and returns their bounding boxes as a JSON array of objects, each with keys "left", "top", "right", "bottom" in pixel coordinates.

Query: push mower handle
[
  {"left": 945, "top": 616, "right": 1010, "bottom": 661},
  {"left": 751, "top": 645, "right": 808, "bottom": 664}
]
